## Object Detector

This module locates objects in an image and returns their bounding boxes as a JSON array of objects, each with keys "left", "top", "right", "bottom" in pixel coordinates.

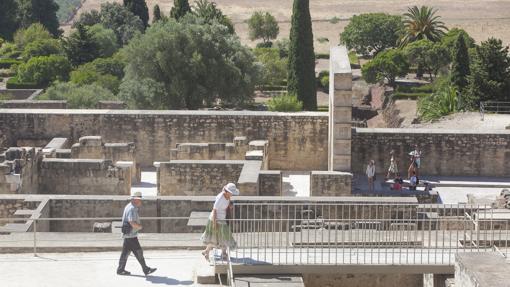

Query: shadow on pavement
[{"left": 127, "top": 274, "right": 193, "bottom": 285}]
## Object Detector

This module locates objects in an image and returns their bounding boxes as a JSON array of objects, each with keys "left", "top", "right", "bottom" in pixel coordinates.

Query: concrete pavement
[{"left": 0, "top": 250, "right": 215, "bottom": 287}]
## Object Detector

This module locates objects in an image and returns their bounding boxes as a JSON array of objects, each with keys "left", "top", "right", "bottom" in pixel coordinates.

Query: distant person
[
  {"left": 386, "top": 150, "right": 399, "bottom": 180},
  {"left": 117, "top": 192, "right": 156, "bottom": 276},
  {"left": 409, "top": 144, "right": 422, "bottom": 177},
  {"left": 201, "top": 183, "right": 239, "bottom": 261},
  {"left": 391, "top": 176, "right": 403, "bottom": 191},
  {"left": 407, "top": 157, "right": 416, "bottom": 179},
  {"left": 366, "top": 160, "right": 376, "bottom": 193},
  {"left": 409, "top": 171, "right": 418, "bottom": 191}
]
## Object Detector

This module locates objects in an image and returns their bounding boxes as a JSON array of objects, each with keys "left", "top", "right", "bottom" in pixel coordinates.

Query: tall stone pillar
[{"left": 328, "top": 46, "right": 352, "bottom": 171}]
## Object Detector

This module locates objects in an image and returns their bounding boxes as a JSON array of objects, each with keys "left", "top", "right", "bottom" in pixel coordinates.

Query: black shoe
[
  {"left": 144, "top": 267, "right": 157, "bottom": 276},
  {"left": 117, "top": 270, "right": 131, "bottom": 275}
]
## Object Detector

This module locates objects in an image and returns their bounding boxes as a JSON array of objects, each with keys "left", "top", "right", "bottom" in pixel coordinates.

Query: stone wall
[
  {"left": 352, "top": 128, "right": 510, "bottom": 177},
  {"left": 3, "top": 110, "right": 508, "bottom": 177},
  {"left": 39, "top": 159, "right": 131, "bottom": 195},
  {"left": 0, "top": 199, "right": 24, "bottom": 226},
  {"left": 158, "top": 160, "right": 245, "bottom": 196},
  {"left": 71, "top": 136, "right": 140, "bottom": 183},
  {"left": 0, "top": 109, "right": 329, "bottom": 170},
  {"left": 310, "top": 171, "right": 352, "bottom": 196},
  {"left": 303, "top": 273, "right": 423, "bottom": 287},
  {"left": 0, "top": 147, "right": 41, "bottom": 194}
]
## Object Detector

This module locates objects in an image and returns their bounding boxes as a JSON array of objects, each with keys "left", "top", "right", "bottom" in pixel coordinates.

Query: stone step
[{"left": 195, "top": 257, "right": 217, "bottom": 285}]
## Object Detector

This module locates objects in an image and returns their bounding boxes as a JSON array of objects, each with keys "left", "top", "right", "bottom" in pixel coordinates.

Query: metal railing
[
  {"left": 230, "top": 203, "right": 510, "bottom": 266},
  {"left": 480, "top": 101, "right": 510, "bottom": 120},
  {"left": 1, "top": 203, "right": 509, "bottom": 268}
]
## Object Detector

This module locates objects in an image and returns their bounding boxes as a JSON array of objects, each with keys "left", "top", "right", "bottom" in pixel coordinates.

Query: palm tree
[{"left": 399, "top": 6, "right": 448, "bottom": 47}]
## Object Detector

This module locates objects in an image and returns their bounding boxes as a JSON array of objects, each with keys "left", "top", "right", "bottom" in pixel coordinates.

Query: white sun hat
[
  {"left": 223, "top": 183, "right": 239, "bottom": 195},
  {"left": 131, "top": 191, "right": 143, "bottom": 200}
]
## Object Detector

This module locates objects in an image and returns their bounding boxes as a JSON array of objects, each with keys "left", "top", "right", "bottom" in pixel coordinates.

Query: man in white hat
[{"left": 117, "top": 191, "right": 157, "bottom": 276}]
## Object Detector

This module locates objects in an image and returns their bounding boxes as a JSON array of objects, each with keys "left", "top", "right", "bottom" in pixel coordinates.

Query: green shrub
[
  {"left": 0, "top": 93, "right": 11, "bottom": 100},
  {"left": 396, "top": 84, "right": 434, "bottom": 93},
  {"left": 21, "top": 38, "right": 63, "bottom": 59},
  {"left": 317, "top": 105, "right": 328, "bottom": 111},
  {"left": 253, "top": 48, "right": 287, "bottom": 86},
  {"left": 255, "top": 41, "right": 273, "bottom": 48},
  {"left": 317, "top": 37, "right": 329, "bottom": 43},
  {"left": 392, "top": 92, "right": 431, "bottom": 100},
  {"left": 6, "top": 77, "right": 40, "bottom": 89},
  {"left": 315, "top": 53, "right": 330, "bottom": 59},
  {"left": 14, "top": 23, "right": 53, "bottom": 49},
  {"left": 320, "top": 74, "right": 329, "bottom": 89},
  {"left": 418, "top": 85, "right": 458, "bottom": 121},
  {"left": 17, "top": 55, "right": 71, "bottom": 86},
  {"left": 348, "top": 51, "right": 360, "bottom": 68},
  {"left": 0, "top": 58, "right": 22, "bottom": 69},
  {"left": 0, "top": 43, "right": 21, "bottom": 58},
  {"left": 329, "top": 16, "right": 340, "bottom": 24},
  {"left": 267, "top": 93, "right": 303, "bottom": 112},
  {"left": 258, "top": 85, "right": 286, "bottom": 91},
  {"left": 39, "top": 82, "right": 117, "bottom": 108}
]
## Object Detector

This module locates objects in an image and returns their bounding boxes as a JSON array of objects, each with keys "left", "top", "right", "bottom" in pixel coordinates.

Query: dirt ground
[
  {"left": 408, "top": 112, "right": 510, "bottom": 130},
  {"left": 63, "top": 0, "right": 510, "bottom": 53}
]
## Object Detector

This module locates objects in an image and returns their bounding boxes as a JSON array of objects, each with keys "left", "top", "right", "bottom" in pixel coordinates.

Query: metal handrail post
[{"left": 33, "top": 219, "right": 37, "bottom": 257}]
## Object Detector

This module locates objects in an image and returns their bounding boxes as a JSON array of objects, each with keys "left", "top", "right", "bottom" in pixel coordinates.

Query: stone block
[
  {"left": 245, "top": 150, "right": 264, "bottom": 161},
  {"left": 333, "top": 91, "right": 353, "bottom": 107},
  {"left": 333, "top": 73, "right": 353, "bottom": 90},
  {"left": 259, "top": 170, "right": 281, "bottom": 196},
  {"left": 334, "top": 125, "right": 351, "bottom": 140},
  {"left": 79, "top": 136, "right": 103, "bottom": 147},
  {"left": 249, "top": 140, "right": 268, "bottom": 151},
  {"left": 332, "top": 155, "right": 351, "bottom": 171},
  {"left": 44, "top": 137, "right": 68, "bottom": 149},
  {"left": 333, "top": 140, "right": 351, "bottom": 156},
  {"left": 333, "top": 107, "right": 352, "bottom": 124}
]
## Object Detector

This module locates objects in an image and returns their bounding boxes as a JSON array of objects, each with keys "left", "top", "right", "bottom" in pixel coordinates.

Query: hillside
[{"left": 60, "top": 0, "right": 510, "bottom": 53}]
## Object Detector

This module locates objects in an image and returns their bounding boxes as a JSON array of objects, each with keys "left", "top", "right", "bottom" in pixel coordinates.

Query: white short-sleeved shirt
[{"left": 210, "top": 192, "right": 230, "bottom": 221}]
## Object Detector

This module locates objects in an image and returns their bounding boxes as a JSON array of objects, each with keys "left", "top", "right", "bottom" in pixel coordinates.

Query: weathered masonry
[{"left": 2, "top": 109, "right": 510, "bottom": 177}]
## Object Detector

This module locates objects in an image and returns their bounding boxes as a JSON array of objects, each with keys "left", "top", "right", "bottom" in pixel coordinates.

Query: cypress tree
[
  {"left": 170, "top": 0, "right": 191, "bottom": 20},
  {"left": 153, "top": 4, "right": 162, "bottom": 22},
  {"left": 123, "top": 0, "right": 150, "bottom": 28},
  {"left": 287, "top": 0, "right": 316, "bottom": 110},
  {"left": 18, "top": 0, "right": 61, "bottom": 36},
  {"left": 0, "top": 0, "right": 19, "bottom": 40},
  {"left": 451, "top": 34, "right": 470, "bottom": 91}
]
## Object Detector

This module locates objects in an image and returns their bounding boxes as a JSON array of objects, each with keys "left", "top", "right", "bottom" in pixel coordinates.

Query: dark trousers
[{"left": 117, "top": 237, "right": 148, "bottom": 272}]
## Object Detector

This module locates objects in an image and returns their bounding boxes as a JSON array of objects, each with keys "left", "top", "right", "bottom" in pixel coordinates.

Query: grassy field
[{"left": 62, "top": 0, "right": 510, "bottom": 53}]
